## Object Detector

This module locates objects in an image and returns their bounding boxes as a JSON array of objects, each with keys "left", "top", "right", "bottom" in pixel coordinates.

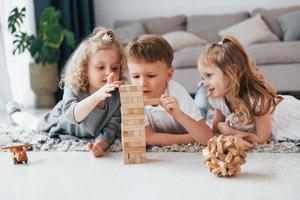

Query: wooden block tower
[
  {"left": 119, "top": 85, "right": 147, "bottom": 164},
  {"left": 119, "top": 85, "right": 160, "bottom": 164}
]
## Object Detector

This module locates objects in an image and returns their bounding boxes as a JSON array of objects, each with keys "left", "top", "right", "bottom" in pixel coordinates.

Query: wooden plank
[
  {"left": 144, "top": 98, "right": 160, "bottom": 106},
  {"left": 120, "top": 91, "right": 142, "bottom": 97},
  {"left": 121, "top": 102, "right": 144, "bottom": 109},
  {"left": 122, "top": 136, "right": 146, "bottom": 143},
  {"left": 123, "top": 147, "right": 146, "bottom": 154},
  {"left": 122, "top": 124, "right": 145, "bottom": 131},
  {"left": 121, "top": 108, "right": 144, "bottom": 115}
]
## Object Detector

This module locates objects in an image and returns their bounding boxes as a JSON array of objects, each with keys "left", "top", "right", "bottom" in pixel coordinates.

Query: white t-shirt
[
  {"left": 144, "top": 80, "right": 203, "bottom": 133},
  {"left": 208, "top": 96, "right": 300, "bottom": 140}
]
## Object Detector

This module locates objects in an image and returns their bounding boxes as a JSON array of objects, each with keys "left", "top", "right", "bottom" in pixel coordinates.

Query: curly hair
[
  {"left": 199, "top": 36, "right": 282, "bottom": 124},
  {"left": 60, "top": 27, "right": 126, "bottom": 93}
]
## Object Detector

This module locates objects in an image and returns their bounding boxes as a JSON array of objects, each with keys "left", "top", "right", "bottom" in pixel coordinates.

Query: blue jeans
[{"left": 194, "top": 85, "right": 210, "bottom": 119}]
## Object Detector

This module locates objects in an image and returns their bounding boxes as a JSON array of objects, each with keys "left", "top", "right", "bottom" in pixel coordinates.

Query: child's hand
[
  {"left": 87, "top": 140, "right": 109, "bottom": 157},
  {"left": 235, "top": 135, "right": 255, "bottom": 150},
  {"left": 96, "top": 72, "right": 122, "bottom": 101},
  {"left": 160, "top": 95, "right": 181, "bottom": 118},
  {"left": 217, "top": 122, "right": 232, "bottom": 135}
]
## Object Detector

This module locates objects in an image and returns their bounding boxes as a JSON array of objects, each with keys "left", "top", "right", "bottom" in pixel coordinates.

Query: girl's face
[
  {"left": 198, "top": 61, "right": 229, "bottom": 98},
  {"left": 87, "top": 48, "right": 121, "bottom": 94}
]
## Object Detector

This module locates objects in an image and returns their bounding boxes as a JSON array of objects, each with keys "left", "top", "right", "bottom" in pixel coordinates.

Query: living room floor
[
  {"left": 0, "top": 152, "right": 300, "bottom": 200},
  {"left": 0, "top": 110, "right": 300, "bottom": 200}
]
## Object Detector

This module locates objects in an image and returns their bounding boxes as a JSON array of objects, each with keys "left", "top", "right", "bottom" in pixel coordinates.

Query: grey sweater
[{"left": 37, "top": 87, "right": 121, "bottom": 145}]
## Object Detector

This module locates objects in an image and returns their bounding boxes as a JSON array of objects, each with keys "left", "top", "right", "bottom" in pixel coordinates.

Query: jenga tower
[{"left": 119, "top": 85, "right": 147, "bottom": 164}]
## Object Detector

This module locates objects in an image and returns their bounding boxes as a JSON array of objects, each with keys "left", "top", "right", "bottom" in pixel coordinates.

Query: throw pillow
[
  {"left": 162, "top": 31, "right": 207, "bottom": 51},
  {"left": 114, "top": 22, "right": 146, "bottom": 45},
  {"left": 277, "top": 10, "right": 300, "bottom": 41},
  {"left": 218, "top": 15, "right": 279, "bottom": 46}
]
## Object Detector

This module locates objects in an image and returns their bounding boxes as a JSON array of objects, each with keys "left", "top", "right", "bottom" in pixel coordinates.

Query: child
[
  {"left": 6, "top": 28, "right": 126, "bottom": 157},
  {"left": 198, "top": 35, "right": 300, "bottom": 149},
  {"left": 125, "top": 34, "right": 213, "bottom": 145}
]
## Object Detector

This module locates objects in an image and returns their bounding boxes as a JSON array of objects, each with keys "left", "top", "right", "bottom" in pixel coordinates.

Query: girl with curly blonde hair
[
  {"left": 7, "top": 28, "right": 126, "bottom": 157},
  {"left": 198, "top": 36, "right": 300, "bottom": 149}
]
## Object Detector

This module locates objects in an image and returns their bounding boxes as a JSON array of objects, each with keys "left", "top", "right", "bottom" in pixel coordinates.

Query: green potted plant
[{"left": 8, "top": 6, "right": 75, "bottom": 108}]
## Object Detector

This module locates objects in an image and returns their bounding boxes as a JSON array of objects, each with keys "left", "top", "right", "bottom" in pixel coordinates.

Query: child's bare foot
[{"left": 87, "top": 140, "right": 109, "bottom": 157}]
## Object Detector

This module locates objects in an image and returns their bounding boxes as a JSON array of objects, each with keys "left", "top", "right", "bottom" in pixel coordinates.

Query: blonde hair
[
  {"left": 199, "top": 36, "right": 282, "bottom": 124},
  {"left": 60, "top": 27, "right": 126, "bottom": 93},
  {"left": 126, "top": 34, "right": 173, "bottom": 68}
]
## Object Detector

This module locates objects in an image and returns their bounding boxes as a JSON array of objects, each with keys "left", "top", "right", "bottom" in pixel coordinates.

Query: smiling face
[
  {"left": 198, "top": 61, "right": 229, "bottom": 98},
  {"left": 87, "top": 48, "right": 121, "bottom": 94},
  {"left": 128, "top": 59, "right": 173, "bottom": 99}
]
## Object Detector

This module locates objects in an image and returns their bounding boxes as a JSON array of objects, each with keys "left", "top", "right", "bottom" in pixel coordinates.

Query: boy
[{"left": 125, "top": 34, "right": 213, "bottom": 145}]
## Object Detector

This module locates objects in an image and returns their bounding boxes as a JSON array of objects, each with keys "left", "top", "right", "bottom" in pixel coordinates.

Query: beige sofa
[{"left": 114, "top": 6, "right": 300, "bottom": 94}]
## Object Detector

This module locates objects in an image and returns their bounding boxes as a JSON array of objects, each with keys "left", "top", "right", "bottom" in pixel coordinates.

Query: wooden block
[
  {"left": 224, "top": 152, "right": 233, "bottom": 163},
  {"left": 217, "top": 160, "right": 226, "bottom": 168},
  {"left": 141, "top": 158, "right": 147, "bottom": 163},
  {"left": 123, "top": 141, "right": 145, "bottom": 148},
  {"left": 143, "top": 98, "right": 160, "bottom": 106},
  {"left": 123, "top": 152, "right": 129, "bottom": 159},
  {"left": 122, "top": 136, "right": 146, "bottom": 143},
  {"left": 212, "top": 167, "right": 222, "bottom": 176},
  {"left": 121, "top": 102, "right": 144, "bottom": 109},
  {"left": 217, "top": 142, "right": 223, "bottom": 154},
  {"left": 141, "top": 153, "right": 146, "bottom": 159},
  {"left": 121, "top": 108, "right": 144, "bottom": 115},
  {"left": 119, "top": 85, "right": 142, "bottom": 92},
  {"left": 228, "top": 147, "right": 239, "bottom": 156},
  {"left": 120, "top": 91, "right": 142, "bottom": 97},
  {"left": 122, "top": 124, "right": 145, "bottom": 131},
  {"left": 122, "top": 130, "right": 145, "bottom": 137},
  {"left": 129, "top": 158, "right": 135, "bottom": 163},
  {"left": 216, "top": 152, "right": 226, "bottom": 160},
  {"left": 122, "top": 119, "right": 144, "bottom": 126},
  {"left": 123, "top": 147, "right": 146, "bottom": 154},
  {"left": 121, "top": 114, "right": 144, "bottom": 120},
  {"left": 224, "top": 141, "right": 234, "bottom": 149},
  {"left": 231, "top": 156, "right": 245, "bottom": 165}
]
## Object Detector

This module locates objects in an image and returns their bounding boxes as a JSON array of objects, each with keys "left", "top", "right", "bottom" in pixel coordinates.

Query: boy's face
[
  {"left": 198, "top": 61, "right": 229, "bottom": 98},
  {"left": 87, "top": 49, "right": 121, "bottom": 94},
  {"left": 128, "top": 59, "right": 173, "bottom": 99}
]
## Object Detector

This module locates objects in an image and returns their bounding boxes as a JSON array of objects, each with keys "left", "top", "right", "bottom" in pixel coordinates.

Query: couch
[{"left": 113, "top": 6, "right": 300, "bottom": 94}]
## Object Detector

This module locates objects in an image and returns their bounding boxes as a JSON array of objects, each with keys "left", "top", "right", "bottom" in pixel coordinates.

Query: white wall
[{"left": 94, "top": 0, "right": 300, "bottom": 27}]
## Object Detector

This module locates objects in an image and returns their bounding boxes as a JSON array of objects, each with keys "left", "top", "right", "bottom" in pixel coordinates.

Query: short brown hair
[{"left": 126, "top": 34, "right": 173, "bottom": 67}]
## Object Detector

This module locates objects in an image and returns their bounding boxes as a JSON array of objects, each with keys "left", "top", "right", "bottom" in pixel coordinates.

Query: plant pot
[{"left": 29, "top": 62, "right": 59, "bottom": 108}]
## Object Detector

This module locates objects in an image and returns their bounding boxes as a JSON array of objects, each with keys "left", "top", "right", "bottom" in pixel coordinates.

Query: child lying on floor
[
  {"left": 7, "top": 28, "right": 126, "bottom": 157},
  {"left": 197, "top": 35, "right": 300, "bottom": 149}
]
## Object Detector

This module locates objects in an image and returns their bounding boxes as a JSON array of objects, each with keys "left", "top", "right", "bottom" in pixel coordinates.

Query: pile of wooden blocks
[
  {"left": 202, "top": 135, "right": 246, "bottom": 177},
  {"left": 119, "top": 85, "right": 147, "bottom": 164}
]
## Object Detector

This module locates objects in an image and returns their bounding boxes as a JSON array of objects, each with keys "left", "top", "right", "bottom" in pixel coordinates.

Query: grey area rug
[{"left": 1, "top": 124, "right": 299, "bottom": 153}]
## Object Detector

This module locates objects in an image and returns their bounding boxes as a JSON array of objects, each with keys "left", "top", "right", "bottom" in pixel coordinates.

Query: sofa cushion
[
  {"left": 277, "top": 10, "right": 300, "bottom": 41},
  {"left": 252, "top": 6, "right": 300, "bottom": 39},
  {"left": 173, "top": 45, "right": 207, "bottom": 69},
  {"left": 162, "top": 31, "right": 207, "bottom": 51},
  {"left": 113, "top": 15, "right": 187, "bottom": 34},
  {"left": 246, "top": 41, "right": 300, "bottom": 65},
  {"left": 219, "top": 15, "right": 279, "bottom": 46},
  {"left": 173, "top": 41, "right": 300, "bottom": 69},
  {"left": 114, "top": 22, "right": 146, "bottom": 45},
  {"left": 187, "top": 11, "right": 250, "bottom": 43}
]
